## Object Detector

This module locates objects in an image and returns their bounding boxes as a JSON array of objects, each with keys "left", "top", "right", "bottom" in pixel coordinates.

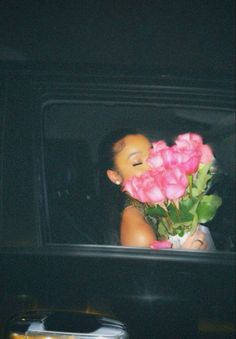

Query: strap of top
[
  {"left": 124, "top": 195, "right": 145, "bottom": 214},
  {"left": 123, "top": 194, "right": 158, "bottom": 234}
]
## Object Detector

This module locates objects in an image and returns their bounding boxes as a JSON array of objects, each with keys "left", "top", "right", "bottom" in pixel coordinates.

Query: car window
[{"left": 42, "top": 100, "right": 235, "bottom": 251}]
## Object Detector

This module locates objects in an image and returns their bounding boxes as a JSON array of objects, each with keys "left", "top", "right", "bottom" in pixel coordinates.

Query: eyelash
[{"left": 132, "top": 162, "right": 143, "bottom": 167}]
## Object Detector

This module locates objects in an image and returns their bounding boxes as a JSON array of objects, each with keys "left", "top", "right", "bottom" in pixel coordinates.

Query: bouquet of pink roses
[{"left": 122, "top": 132, "right": 222, "bottom": 246}]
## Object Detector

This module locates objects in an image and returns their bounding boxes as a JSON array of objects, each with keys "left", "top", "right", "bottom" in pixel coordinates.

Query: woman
[{"left": 98, "top": 128, "right": 207, "bottom": 249}]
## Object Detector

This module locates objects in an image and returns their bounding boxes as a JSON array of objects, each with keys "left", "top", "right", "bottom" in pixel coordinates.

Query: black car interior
[{"left": 0, "top": 67, "right": 235, "bottom": 339}]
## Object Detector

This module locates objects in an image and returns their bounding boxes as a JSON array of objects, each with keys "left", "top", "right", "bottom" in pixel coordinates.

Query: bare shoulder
[{"left": 120, "top": 206, "right": 156, "bottom": 247}]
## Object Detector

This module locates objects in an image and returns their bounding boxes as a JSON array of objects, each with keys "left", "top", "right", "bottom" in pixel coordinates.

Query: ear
[{"left": 106, "top": 169, "right": 122, "bottom": 185}]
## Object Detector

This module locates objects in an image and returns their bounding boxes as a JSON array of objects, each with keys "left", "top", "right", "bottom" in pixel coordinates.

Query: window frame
[{"left": 31, "top": 78, "right": 235, "bottom": 251}]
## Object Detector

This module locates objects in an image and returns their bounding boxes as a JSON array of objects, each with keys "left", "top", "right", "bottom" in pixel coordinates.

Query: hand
[{"left": 181, "top": 229, "right": 208, "bottom": 250}]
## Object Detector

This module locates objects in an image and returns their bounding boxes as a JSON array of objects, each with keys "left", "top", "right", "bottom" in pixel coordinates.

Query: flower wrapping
[{"left": 122, "top": 132, "right": 222, "bottom": 245}]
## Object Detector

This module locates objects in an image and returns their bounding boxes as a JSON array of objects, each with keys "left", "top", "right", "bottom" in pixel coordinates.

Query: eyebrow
[{"left": 128, "top": 151, "right": 141, "bottom": 159}]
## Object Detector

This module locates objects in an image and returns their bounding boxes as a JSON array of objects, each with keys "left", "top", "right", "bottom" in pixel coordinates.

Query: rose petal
[{"left": 150, "top": 240, "right": 173, "bottom": 249}]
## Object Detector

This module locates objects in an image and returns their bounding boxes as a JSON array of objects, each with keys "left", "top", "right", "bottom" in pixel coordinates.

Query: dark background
[{"left": 0, "top": 0, "right": 235, "bottom": 75}]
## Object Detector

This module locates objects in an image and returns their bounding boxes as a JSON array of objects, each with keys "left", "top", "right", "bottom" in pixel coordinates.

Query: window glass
[{"left": 43, "top": 103, "right": 235, "bottom": 250}]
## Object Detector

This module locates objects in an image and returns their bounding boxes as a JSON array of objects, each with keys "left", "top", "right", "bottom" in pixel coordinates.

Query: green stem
[
  {"left": 196, "top": 162, "right": 212, "bottom": 194},
  {"left": 162, "top": 202, "right": 173, "bottom": 234},
  {"left": 164, "top": 215, "right": 173, "bottom": 234},
  {"left": 160, "top": 219, "right": 172, "bottom": 236},
  {"left": 172, "top": 200, "right": 180, "bottom": 217},
  {"left": 188, "top": 175, "right": 193, "bottom": 198}
]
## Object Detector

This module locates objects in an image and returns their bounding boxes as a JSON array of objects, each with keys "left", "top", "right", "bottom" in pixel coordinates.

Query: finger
[
  {"left": 193, "top": 237, "right": 208, "bottom": 250},
  {"left": 192, "top": 231, "right": 206, "bottom": 248},
  {"left": 200, "top": 241, "right": 208, "bottom": 250},
  {"left": 181, "top": 231, "right": 207, "bottom": 249},
  {"left": 188, "top": 230, "right": 204, "bottom": 241},
  {"left": 191, "top": 239, "right": 204, "bottom": 249}
]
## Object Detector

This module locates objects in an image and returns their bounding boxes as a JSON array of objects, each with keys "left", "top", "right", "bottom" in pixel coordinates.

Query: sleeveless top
[{"left": 123, "top": 195, "right": 158, "bottom": 235}]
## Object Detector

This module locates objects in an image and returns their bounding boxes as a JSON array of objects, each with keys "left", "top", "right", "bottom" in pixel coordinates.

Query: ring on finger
[{"left": 194, "top": 239, "right": 204, "bottom": 246}]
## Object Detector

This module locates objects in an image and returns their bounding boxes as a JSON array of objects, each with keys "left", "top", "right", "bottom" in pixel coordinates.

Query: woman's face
[{"left": 113, "top": 134, "right": 152, "bottom": 182}]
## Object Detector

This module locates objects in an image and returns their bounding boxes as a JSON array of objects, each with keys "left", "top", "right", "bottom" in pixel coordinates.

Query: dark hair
[
  {"left": 98, "top": 127, "right": 142, "bottom": 169},
  {"left": 97, "top": 127, "right": 143, "bottom": 245}
]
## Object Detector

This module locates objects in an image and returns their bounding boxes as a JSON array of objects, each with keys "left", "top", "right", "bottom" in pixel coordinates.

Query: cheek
[
  {"left": 122, "top": 164, "right": 150, "bottom": 181},
  {"left": 134, "top": 167, "right": 148, "bottom": 177},
  {"left": 135, "top": 162, "right": 150, "bottom": 174},
  {"left": 116, "top": 165, "right": 134, "bottom": 181}
]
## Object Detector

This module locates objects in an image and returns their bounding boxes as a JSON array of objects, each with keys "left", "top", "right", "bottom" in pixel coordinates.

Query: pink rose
[
  {"left": 172, "top": 145, "right": 201, "bottom": 174},
  {"left": 123, "top": 166, "right": 188, "bottom": 203},
  {"left": 160, "top": 147, "right": 179, "bottom": 169},
  {"left": 175, "top": 132, "right": 214, "bottom": 165},
  {"left": 147, "top": 141, "right": 169, "bottom": 168},
  {"left": 152, "top": 140, "right": 169, "bottom": 152},
  {"left": 123, "top": 132, "right": 212, "bottom": 205},
  {"left": 175, "top": 132, "right": 203, "bottom": 149},
  {"left": 140, "top": 170, "right": 166, "bottom": 203},
  {"left": 158, "top": 167, "right": 188, "bottom": 200},
  {"left": 200, "top": 144, "right": 214, "bottom": 164},
  {"left": 148, "top": 137, "right": 201, "bottom": 174},
  {"left": 122, "top": 176, "right": 144, "bottom": 201},
  {"left": 122, "top": 169, "right": 166, "bottom": 203},
  {"left": 148, "top": 142, "right": 180, "bottom": 170}
]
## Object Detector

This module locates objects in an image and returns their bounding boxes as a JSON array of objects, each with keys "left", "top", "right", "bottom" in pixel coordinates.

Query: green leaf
[
  {"left": 179, "top": 197, "right": 196, "bottom": 213},
  {"left": 176, "top": 227, "right": 185, "bottom": 237},
  {"left": 167, "top": 203, "right": 194, "bottom": 223},
  {"left": 145, "top": 205, "right": 167, "bottom": 217},
  {"left": 191, "top": 187, "right": 201, "bottom": 197},
  {"left": 196, "top": 194, "right": 222, "bottom": 223},
  {"left": 193, "top": 163, "right": 212, "bottom": 195},
  {"left": 189, "top": 212, "right": 199, "bottom": 235}
]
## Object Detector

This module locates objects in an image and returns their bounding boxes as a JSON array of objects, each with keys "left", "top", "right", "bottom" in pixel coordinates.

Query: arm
[
  {"left": 120, "top": 206, "right": 157, "bottom": 247},
  {"left": 120, "top": 206, "right": 208, "bottom": 250}
]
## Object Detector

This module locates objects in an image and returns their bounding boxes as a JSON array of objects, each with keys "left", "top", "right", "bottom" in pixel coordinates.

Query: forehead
[{"left": 113, "top": 134, "right": 151, "bottom": 155}]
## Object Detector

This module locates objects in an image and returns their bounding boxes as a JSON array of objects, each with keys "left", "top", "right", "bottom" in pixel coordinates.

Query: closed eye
[{"left": 132, "top": 162, "right": 143, "bottom": 167}]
